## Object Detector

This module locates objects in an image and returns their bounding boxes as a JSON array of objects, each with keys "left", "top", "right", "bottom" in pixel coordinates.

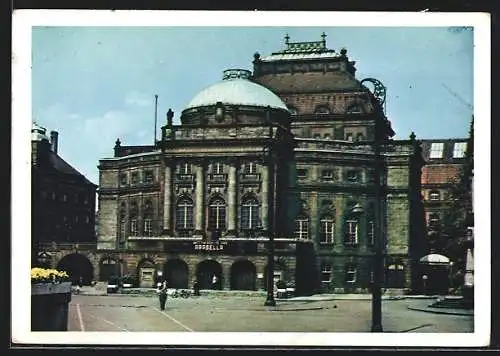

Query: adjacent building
[{"left": 31, "top": 123, "right": 97, "bottom": 281}]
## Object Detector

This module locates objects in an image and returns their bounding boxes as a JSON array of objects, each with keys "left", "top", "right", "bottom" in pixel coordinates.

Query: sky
[
  {"left": 13, "top": 11, "right": 491, "bottom": 347},
  {"left": 30, "top": 22, "right": 476, "bottom": 186}
]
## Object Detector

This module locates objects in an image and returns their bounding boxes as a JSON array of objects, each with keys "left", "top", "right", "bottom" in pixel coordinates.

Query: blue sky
[{"left": 32, "top": 26, "right": 474, "bottom": 186}]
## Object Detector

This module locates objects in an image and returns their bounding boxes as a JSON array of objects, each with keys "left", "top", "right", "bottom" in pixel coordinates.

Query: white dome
[
  {"left": 184, "top": 69, "right": 288, "bottom": 111},
  {"left": 419, "top": 253, "right": 451, "bottom": 264}
]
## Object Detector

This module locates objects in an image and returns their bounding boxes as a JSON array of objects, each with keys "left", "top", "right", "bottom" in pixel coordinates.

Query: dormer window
[
  {"left": 429, "top": 142, "right": 444, "bottom": 159},
  {"left": 453, "top": 142, "right": 467, "bottom": 158}
]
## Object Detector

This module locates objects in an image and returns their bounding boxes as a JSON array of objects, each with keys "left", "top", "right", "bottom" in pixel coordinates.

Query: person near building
[
  {"left": 193, "top": 279, "right": 200, "bottom": 296},
  {"left": 212, "top": 275, "right": 218, "bottom": 290},
  {"left": 157, "top": 280, "right": 168, "bottom": 310}
]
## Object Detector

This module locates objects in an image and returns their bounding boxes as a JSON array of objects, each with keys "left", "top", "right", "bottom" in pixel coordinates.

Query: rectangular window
[
  {"left": 321, "top": 264, "right": 332, "bottom": 283},
  {"left": 144, "top": 170, "right": 154, "bottom": 183},
  {"left": 429, "top": 142, "right": 444, "bottom": 159},
  {"left": 214, "top": 162, "right": 224, "bottom": 174},
  {"left": 131, "top": 171, "right": 140, "bottom": 184},
  {"left": 294, "top": 219, "right": 309, "bottom": 240},
  {"left": 344, "top": 220, "right": 359, "bottom": 245},
  {"left": 322, "top": 170, "right": 334, "bottom": 180},
  {"left": 182, "top": 163, "right": 192, "bottom": 174},
  {"left": 320, "top": 219, "right": 335, "bottom": 244},
  {"left": 244, "top": 162, "right": 256, "bottom": 174},
  {"left": 130, "top": 219, "right": 138, "bottom": 236},
  {"left": 429, "top": 191, "right": 441, "bottom": 201},
  {"left": 345, "top": 265, "right": 357, "bottom": 283},
  {"left": 453, "top": 142, "right": 467, "bottom": 158},
  {"left": 144, "top": 219, "right": 152, "bottom": 236}
]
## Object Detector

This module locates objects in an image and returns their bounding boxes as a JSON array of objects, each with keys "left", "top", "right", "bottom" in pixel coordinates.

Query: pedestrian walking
[
  {"left": 193, "top": 279, "right": 200, "bottom": 296},
  {"left": 158, "top": 280, "right": 168, "bottom": 310}
]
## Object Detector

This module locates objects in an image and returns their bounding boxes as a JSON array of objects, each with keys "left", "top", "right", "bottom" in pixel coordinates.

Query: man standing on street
[{"left": 158, "top": 280, "right": 168, "bottom": 310}]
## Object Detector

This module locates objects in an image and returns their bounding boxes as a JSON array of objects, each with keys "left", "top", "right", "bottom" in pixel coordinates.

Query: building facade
[
  {"left": 91, "top": 35, "right": 425, "bottom": 294},
  {"left": 31, "top": 123, "right": 97, "bottom": 283}
]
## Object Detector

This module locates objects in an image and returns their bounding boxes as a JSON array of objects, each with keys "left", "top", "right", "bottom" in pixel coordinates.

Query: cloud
[{"left": 125, "top": 91, "right": 153, "bottom": 107}]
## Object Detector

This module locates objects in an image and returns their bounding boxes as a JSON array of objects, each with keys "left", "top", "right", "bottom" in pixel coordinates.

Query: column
[
  {"left": 227, "top": 160, "right": 237, "bottom": 234},
  {"left": 163, "top": 164, "right": 172, "bottom": 234},
  {"left": 261, "top": 164, "right": 269, "bottom": 232},
  {"left": 194, "top": 163, "right": 204, "bottom": 236}
]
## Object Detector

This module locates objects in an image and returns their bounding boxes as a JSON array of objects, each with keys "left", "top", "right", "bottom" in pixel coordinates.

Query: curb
[{"left": 407, "top": 306, "right": 474, "bottom": 316}]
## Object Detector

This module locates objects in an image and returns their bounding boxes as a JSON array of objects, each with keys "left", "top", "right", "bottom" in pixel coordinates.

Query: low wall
[{"left": 31, "top": 282, "right": 72, "bottom": 331}]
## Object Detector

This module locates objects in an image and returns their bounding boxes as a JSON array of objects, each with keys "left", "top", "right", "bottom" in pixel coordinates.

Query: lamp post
[
  {"left": 263, "top": 143, "right": 277, "bottom": 307},
  {"left": 371, "top": 114, "right": 385, "bottom": 332}
]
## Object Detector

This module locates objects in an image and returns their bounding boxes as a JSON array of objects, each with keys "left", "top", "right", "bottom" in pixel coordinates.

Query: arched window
[
  {"left": 241, "top": 196, "right": 260, "bottom": 230},
  {"left": 294, "top": 215, "right": 309, "bottom": 240},
  {"left": 143, "top": 199, "right": 153, "bottom": 236},
  {"left": 176, "top": 197, "right": 194, "bottom": 230},
  {"left": 208, "top": 198, "right": 226, "bottom": 230},
  {"left": 319, "top": 215, "right": 335, "bottom": 244}
]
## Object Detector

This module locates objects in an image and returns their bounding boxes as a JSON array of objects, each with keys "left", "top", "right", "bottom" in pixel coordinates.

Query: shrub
[{"left": 31, "top": 267, "right": 70, "bottom": 284}]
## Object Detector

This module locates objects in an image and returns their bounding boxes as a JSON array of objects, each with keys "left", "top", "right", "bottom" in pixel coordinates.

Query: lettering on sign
[{"left": 193, "top": 241, "right": 228, "bottom": 251}]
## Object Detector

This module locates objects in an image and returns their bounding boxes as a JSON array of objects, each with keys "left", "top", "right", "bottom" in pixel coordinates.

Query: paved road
[{"left": 68, "top": 294, "right": 473, "bottom": 333}]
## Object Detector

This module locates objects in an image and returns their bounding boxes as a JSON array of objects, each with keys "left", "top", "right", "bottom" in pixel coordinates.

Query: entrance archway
[
  {"left": 56, "top": 253, "right": 94, "bottom": 285},
  {"left": 196, "top": 260, "right": 223, "bottom": 289},
  {"left": 230, "top": 260, "right": 256, "bottom": 290},
  {"left": 99, "top": 257, "right": 121, "bottom": 282},
  {"left": 164, "top": 259, "right": 189, "bottom": 289}
]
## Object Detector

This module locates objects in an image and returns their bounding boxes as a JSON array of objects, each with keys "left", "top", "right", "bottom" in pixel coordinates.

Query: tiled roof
[
  {"left": 421, "top": 164, "right": 461, "bottom": 185},
  {"left": 46, "top": 151, "right": 96, "bottom": 186}
]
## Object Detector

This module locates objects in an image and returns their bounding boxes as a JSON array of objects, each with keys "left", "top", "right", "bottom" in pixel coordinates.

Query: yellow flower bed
[{"left": 31, "top": 267, "right": 69, "bottom": 284}]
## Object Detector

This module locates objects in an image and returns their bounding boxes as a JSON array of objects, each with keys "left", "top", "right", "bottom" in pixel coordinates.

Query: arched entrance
[
  {"left": 164, "top": 259, "right": 189, "bottom": 289},
  {"left": 57, "top": 253, "right": 94, "bottom": 285},
  {"left": 99, "top": 257, "right": 121, "bottom": 282},
  {"left": 230, "top": 260, "right": 256, "bottom": 290},
  {"left": 137, "top": 259, "right": 156, "bottom": 288},
  {"left": 196, "top": 260, "right": 222, "bottom": 289}
]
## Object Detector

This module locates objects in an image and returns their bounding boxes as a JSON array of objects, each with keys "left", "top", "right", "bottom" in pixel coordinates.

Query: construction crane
[{"left": 441, "top": 83, "right": 473, "bottom": 111}]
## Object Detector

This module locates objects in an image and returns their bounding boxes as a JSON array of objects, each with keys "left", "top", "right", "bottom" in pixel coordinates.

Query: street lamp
[{"left": 263, "top": 143, "right": 277, "bottom": 307}]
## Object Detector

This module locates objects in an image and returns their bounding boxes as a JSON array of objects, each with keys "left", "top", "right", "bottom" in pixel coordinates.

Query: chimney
[{"left": 50, "top": 131, "right": 59, "bottom": 154}]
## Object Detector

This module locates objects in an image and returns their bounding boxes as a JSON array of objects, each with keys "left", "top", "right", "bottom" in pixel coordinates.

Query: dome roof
[
  {"left": 31, "top": 122, "right": 49, "bottom": 141},
  {"left": 419, "top": 253, "right": 451, "bottom": 264},
  {"left": 184, "top": 69, "right": 288, "bottom": 111}
]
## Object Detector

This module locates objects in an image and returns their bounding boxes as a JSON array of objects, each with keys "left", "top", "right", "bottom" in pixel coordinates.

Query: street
[{"left": 68, "top": 294, "right": 473, "bottom": 333}]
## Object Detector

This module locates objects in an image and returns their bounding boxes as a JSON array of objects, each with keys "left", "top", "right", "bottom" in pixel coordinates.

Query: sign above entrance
[{"left": 193, "top": 241, "right": 228, "bottom": 251}]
